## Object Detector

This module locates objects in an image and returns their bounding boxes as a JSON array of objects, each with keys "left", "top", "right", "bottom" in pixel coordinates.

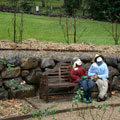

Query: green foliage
[
  {"left": 20, "top": 104, "right": 32, "bottom": 114},
  {"left": 72, "top": 88, "right": 84, "bottom": 108},
  {"left": 29, "top": 105, "right": 57, "bottom": 120},
  {"left": 20, "top": 0, "right": 34, "bottom": 11},
  {"left": 93, "top": 102, "right": 108, "bottom": 110},
  {"left": 119, "top": 106, "right": 120, "bottom": 112},
  {"left": 0, "top": 58, "right": 8, "bottom": 65},
  {"left": 6, "top": 80, "right": 15, "bottom": 88},
  {"left": 0, "top": 57, "right": 14, "bottom": 71},
  {"left": 7, "top": 63, "right": 14, "bottom": 71},
  {"left": 94, "top": 102, "right": 99, "bottom": 108},
  {"left": 17, "top": 84, "right": 25, "bottom": 90},
  {"left": 7, "top": 0, "right": 20, "bottom": 8},
  {"left": 89, "top": 0, "right": 120, "bottom": 21},
  {"left": 64, "top": 0, "right": 79, "bottom": 16},
  {"left": 5, "top": 79, "right": 27, "bottom": 91}
]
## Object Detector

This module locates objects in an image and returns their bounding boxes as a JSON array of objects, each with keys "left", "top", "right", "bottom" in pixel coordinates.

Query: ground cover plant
[{"left": 0, "top": 12, "right": 120, "bottom": 45}]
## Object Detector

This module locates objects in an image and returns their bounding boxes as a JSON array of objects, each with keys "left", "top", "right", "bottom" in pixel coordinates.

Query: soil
[
  {"left": 27, "top": 94, "right": 120, "bottom": 120},
  {"left": 0, "top": 99, "right": 33, "bottom": 119},
  {"left": 0, "top": 39, "right": 120, "bottom": 56}
]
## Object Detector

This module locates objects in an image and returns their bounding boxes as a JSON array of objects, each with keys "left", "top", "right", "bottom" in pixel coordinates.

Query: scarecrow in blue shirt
[{"left": 88, "top": 54, "right": 109, "bottom": 102}]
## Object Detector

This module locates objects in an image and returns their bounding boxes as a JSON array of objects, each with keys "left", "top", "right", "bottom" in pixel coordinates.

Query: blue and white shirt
[{"left": 88, "top": 62, "right": 109, "bottom": 79}]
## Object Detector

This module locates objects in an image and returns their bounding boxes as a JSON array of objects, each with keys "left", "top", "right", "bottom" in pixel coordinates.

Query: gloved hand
[
  {"left": 92, "top": 74, "right": 98, "bottom": 82},
  {"left": 82, "top": 76, "right": 89, "bottom": 80}
]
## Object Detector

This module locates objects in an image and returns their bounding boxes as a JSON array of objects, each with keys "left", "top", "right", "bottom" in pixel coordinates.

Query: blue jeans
[
  {"left": 77, "top": 79, "right": 95, "bottom": 100},
  {"left": 77, "top": 79, "right": 95, "bottom": 91}
]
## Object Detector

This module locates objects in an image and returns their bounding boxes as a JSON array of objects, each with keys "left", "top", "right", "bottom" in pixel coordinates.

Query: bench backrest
[
  {"left": 45, "top": 61, "right": 72, "bottom": 83},
  {"left": 58, "top": 62, "right": 72, "bottom": 83}
]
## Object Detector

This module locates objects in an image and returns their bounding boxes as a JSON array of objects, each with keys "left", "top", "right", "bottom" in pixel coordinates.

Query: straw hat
[{"left": 93, "top": 54, "right": 104, "bottom": 62}]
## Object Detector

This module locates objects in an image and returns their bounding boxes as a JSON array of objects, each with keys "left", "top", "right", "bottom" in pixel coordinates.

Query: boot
[
  {"left": 83, "top": 91, "right": 89, "bottom": 104},
  {"left": 83, "top": 98, "right": 89, "bottom": 103},
  {"left": 97, "top": 96, "right": 107, "bottom": 102}
]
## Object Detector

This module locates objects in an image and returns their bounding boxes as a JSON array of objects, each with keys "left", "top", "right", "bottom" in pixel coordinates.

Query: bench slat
[
  {"left": 61, "top": 74, "right": 70, "bottom": 77},
  {"left": 48, "top": 76, "right": 59, "bottom": 78},
  {"left": 48, "top": 83, "right": 78, "bottom": 88}
]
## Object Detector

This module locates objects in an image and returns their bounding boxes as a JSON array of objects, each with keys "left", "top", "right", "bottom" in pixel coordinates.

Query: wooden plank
[
  {"left": 48, "top": 72, "right": 59, "bottom": 75},
  {"left": 48, "top": 83, "right": 78, "bottom": 88},
  {"left": 60, "top": 71, "right": 70, "bottom": 74},
  {"left": 61, "top": 75, "right": 70, "bottom": 77},
  {"left": 0, "top": 114, "right": 32, "bottom": 120},
  {"left": 48, "top": 76, "right": 59, "bottom": 78},
  {"left": 60, "top": 66, "right": 70, "bottom": 69},
  {"left": 58, "top": 68, "right": 61, "bottom": 82},
  {"left": 24, "top": 98, "right": 40, "bottom": 109},
  {"left": 61, "top": 70, "right": 70, "bottom": 72},
  {"left": 61, "top": 78, "right": 70, "bottom": 81}
]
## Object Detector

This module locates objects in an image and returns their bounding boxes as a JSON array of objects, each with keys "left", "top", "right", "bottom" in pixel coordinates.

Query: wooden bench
[
  {"left": 39, "top": 61, "right": 113, "bottom": 102},
  {"left": 39, "top": 61, "right": 79, "bottom": 102}
]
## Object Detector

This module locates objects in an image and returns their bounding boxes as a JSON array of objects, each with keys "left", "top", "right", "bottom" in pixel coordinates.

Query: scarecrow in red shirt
[{"left": 70, "top": 59, "right": 94, "bottom": 103}]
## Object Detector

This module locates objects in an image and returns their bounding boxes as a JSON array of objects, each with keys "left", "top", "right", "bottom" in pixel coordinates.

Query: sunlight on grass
[{"left": 0, "top": 12, "right": 120, "bottom": 45}]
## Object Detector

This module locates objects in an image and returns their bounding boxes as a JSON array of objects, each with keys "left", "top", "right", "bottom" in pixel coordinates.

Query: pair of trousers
[
  {"left": 77, "top": 79, "right": 95, "bottom": 91},
  {"left": 96, "top": 78, "right": 108, "bottom": 99}
]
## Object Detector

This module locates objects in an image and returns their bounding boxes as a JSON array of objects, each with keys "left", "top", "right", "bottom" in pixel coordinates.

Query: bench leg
[{"left": 109, "top": 84, "right": 112, "bottom": 97}]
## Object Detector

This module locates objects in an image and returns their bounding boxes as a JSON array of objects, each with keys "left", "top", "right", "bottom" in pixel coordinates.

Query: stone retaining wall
[{"left": 0, "top": 53, "right": 120, "bottom": 99}]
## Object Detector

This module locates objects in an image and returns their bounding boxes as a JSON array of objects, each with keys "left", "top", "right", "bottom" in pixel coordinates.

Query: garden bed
[
  {"left": 0, "top": 99, "right": 33, "bottom": 119},
  {"left": 0, "top": 39, "right": 120, "bottom": 56}
]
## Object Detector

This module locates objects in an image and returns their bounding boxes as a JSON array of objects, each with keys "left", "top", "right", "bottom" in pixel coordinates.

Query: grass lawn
[{"left": 0, "top": 12, "right": 120, "bottom": 45}]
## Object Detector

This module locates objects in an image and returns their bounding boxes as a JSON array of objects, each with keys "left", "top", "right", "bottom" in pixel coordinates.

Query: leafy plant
[
  {"left": 17, "top": 84, "right": 25, "bottom": 91},
  {"left": 5, "top": 80, "right": 29, "bottom": 91},
  {"left": 21, "top": 105, "right": 32, "bottom": 114},
  {"left": 71, "top": 88, "right": 116, "bottom": 120},
  {"left": 119, "top": 106, "right": 120, "bottom": 112},
  {"left": 72, "top": 88, "right": 84, "bottom": 107},
  {"left": 29, "top": 105, "right": 57, "bottom": 120},
  {"left": 0, "top": 57, "right": 14, "bottom": 71},
  {"left": 7, "top": 63, "right": 14, "bottom": 71}
]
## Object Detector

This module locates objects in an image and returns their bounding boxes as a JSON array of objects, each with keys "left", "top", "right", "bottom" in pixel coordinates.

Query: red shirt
[{"left": 70, "top": 66, "right": 90, "bottom": 83}]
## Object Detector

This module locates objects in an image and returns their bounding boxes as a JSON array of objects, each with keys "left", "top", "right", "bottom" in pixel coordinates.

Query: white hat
[
  {"left": 76, "top": 59, "right": 82, "bottom": 66},
  {"left": 96, "top": 57, "right": 103, "bottom": 62}
]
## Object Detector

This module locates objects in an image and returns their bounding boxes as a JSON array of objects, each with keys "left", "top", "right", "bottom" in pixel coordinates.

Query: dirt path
[
  {"left": 0, "top": 94, "right": 120, "bottom": 120},
  {"left": 27, "top": 94, "right": 120, "bottom": 120}
]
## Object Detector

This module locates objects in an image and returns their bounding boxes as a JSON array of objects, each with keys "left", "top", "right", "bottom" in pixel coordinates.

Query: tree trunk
[
  {"left": 14, "top": 8, "right": 16, "bottom": 43},
  {"left": 74, "top": 17, "right": 77, "bottom": 43},
  {"left": 42, "top": 0, "right": 45, "bottom": 8},
  {"left": 66, "top": 17, "right": 69, "bottom": 44},
  {"left": 115, "top": 21, "right": 118, "bottom": 45},
  {"left": 20, "top": 10, "right": 24, "bottom": 43}
]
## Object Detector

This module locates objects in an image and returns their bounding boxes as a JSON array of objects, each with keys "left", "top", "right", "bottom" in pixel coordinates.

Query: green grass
[{"left": 0, "top": 12, "right": 120, "bottom": 45}]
